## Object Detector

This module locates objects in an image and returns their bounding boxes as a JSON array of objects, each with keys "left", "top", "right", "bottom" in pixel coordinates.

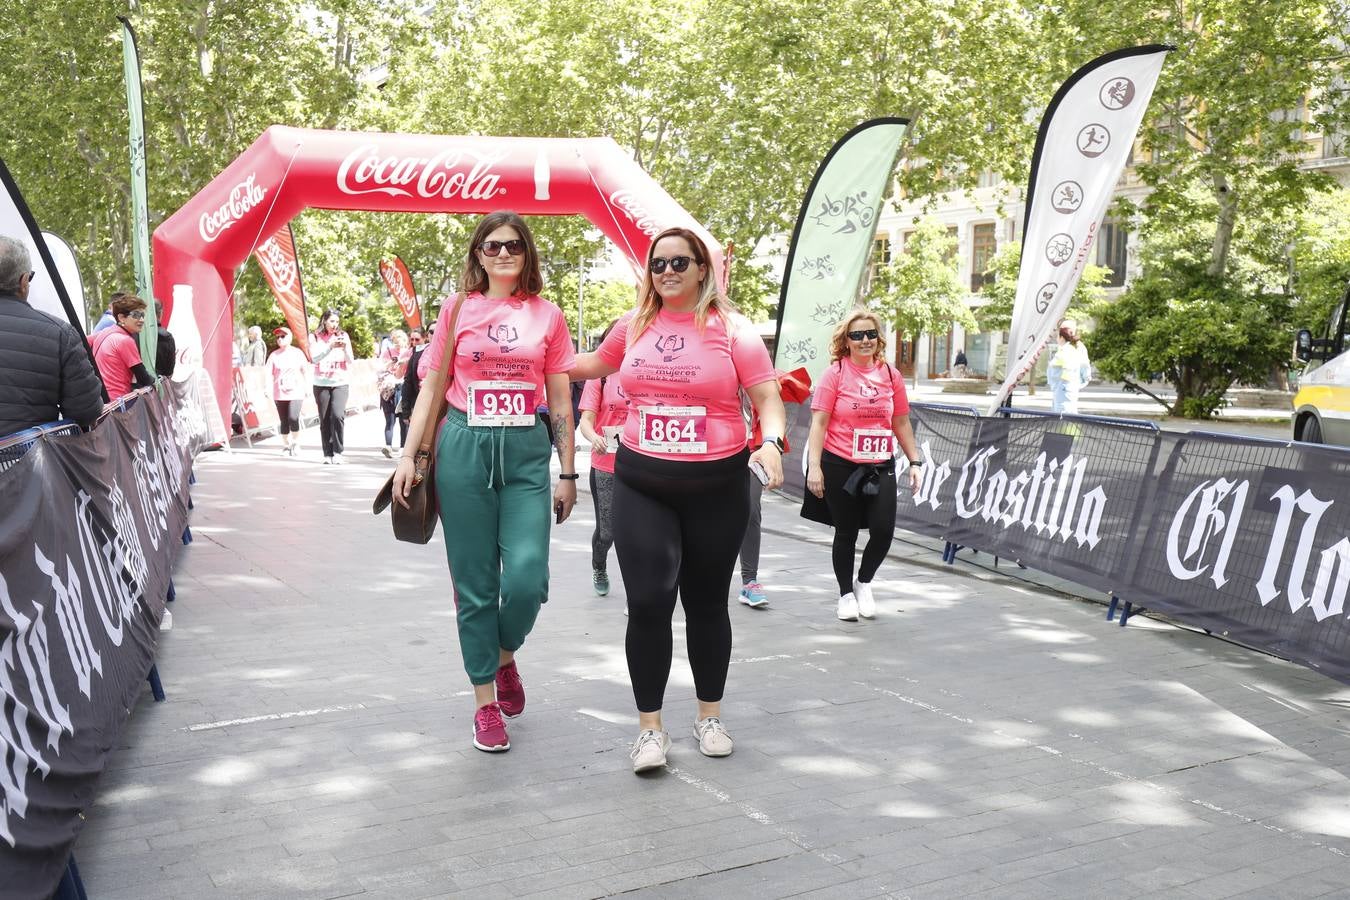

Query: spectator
[
  {"left": 397, "top": 327, "right": 426, "bottom": 426},
  {"left": 242, "top": 325, "right": 267, "bottom": 366},
  {"left": 233, "top": 326, "right": 247, "bottom": 366},
  {"left": 1048, "top": 320, "right": 1091, "bottom": 415},
  {"left": 379, "top": 328, "right": 409, "bottom": 457},
  {"left": 89, "top": 293, "right": 155, "bottom": 400},
  {"left": 92, "top": 295, "right": 122, "bottom": 333},
  {"left": 0, "top": 236, "right": 103, "bottom": 435},
  {"left": 154, "top": 299, "right": 177, "bottom": 378}
]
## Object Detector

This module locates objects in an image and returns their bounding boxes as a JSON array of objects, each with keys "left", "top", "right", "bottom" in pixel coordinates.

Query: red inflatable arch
[{"left": 152, "top": 125, "right": 723, "bottom": 427}]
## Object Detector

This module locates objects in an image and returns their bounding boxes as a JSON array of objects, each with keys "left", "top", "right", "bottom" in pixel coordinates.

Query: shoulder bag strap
[{"left": 417, "top": 294, "right": 468, "bottom": 464}]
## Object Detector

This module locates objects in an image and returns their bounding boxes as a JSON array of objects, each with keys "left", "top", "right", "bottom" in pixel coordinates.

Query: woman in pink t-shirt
[
  {"left": 266, "top": 326, "right": 309, "bottom": 456},
  {"left": 571, "top": 227, "right": 786, "bottom": 774},
  {"left": 89, "top": 293, "right": 155, "bottom": 400},
  {"left": 392, "top": 211, "right": 577, "bottom": 755},
  {"left": 577, "top": 319, "right": 626, "bottom": 599},
  {"left": 805, "top": 309, "right": 922, "bottom": 622}
]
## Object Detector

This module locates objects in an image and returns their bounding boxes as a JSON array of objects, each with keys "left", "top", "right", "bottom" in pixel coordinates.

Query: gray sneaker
[
  {"left": 693, "top": 716, "right": 733, "bottom": 757},
  {"left": 630, "top": 729, "right": 671, "bottom": 773}
]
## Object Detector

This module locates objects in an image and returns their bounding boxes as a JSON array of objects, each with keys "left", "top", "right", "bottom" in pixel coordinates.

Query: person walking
[
  {"left": 392, "top": 211, "right": 577, "bottom": 754},
  {"left": 577, "top": 320, "right": 626, "bottom": 599},
  {"left": 804, "top": 309, "right": 922, "bottom": 622},
  {"left": 1048, "top": 319, "right": 1091, "bottom": 414},
  {"left": 310, "top": 308, "right": 352, "bottom": 464},
  {"left": 267, "top": 326, "right": 308, "bottom": 457},
  {"left": 89, "top": 293, "right": 155, "bottom": 400},
  {"left": 379, "top": 329, "right": 409, "bottom": 457},
  {"left": 570, "top": 226, "right": 786, "bottom": 774}
]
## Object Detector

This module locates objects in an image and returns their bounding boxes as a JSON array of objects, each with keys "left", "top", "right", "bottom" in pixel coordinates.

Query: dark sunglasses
[
  {"left": 24, "top": 270, "right": 35, "bottom": 284},
  {"left": 847, "top": 329, "right": 879, "bottom": 341},
  {"left": 126, "top": 310, "right": 146, "bottom": 321},
  {"left": 649, "top": 255, "right": 696, "bottom": 275},
  {"left": 479, "top": 239, "right": 526, "bottom": 257}
]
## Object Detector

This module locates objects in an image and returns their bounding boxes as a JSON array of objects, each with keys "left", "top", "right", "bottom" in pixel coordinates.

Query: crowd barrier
[
  {"left": 783, "top": 400, "right": 1350, "bottom": 684},
  {"left": 0, "top": 379, "right": 207, "bottom": 899}
]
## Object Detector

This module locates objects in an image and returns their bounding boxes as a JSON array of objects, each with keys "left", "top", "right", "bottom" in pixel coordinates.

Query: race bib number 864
[{"left": 638, "top": 406, "right": 707, "bottom": 454}]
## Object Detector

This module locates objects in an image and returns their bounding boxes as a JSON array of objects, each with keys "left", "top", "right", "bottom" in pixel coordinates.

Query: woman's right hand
[
  {"left": 391, "top": 456, "right": 417, "bottom": 509},
  {"left": 807, "top": 464, "right": 825, "bottom": 499},
  {"left": 589, "top": 434, "right": 608, "bottom": 455}
]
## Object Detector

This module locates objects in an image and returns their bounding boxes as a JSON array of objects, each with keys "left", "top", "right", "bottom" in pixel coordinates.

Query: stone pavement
[{"left": 75, "top": 410, "right": 1350, "bottom": 899}]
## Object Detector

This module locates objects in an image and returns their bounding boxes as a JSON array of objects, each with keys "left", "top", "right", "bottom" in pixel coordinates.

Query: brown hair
[
  {"left": 628, "top": 227, "right": 734, "bottom": 346},
  {"left": 111, "top": 293, "right": 147, "bottom": 319},
  {"left": 829, "top": 308, "right": 888, "bottom": 362},
  {"left": 460, "top": 211, "right": 544, "bottom": 297}
]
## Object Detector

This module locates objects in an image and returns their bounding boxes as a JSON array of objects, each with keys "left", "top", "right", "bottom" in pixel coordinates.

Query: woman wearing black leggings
[
  {"left": 805, "top": 310, "right": 922, "bottom": 621},
  {"left": 570, "top": 227, "right": 785, "bottom": 774}
]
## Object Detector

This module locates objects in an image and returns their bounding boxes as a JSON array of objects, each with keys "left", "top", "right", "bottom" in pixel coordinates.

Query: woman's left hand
[
  {"left": 553, "top": 477, "right": 578, "bottom": 523},
  {"left": 749, "top": 444, "right": 784, "bottom": 490}
]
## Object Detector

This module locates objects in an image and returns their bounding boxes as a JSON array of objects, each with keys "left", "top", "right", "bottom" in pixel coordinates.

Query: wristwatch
[
  {"left": 759, "top": 436, "right": 785, "bottom": 454},
  {"left": 558, "top": 473, "right": 580, "bottom": 481},
  {"left": 908, "top": 459, "right": 923, "bottom": 467}
]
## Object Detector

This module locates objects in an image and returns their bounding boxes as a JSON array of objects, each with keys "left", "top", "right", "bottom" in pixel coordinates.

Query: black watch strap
[{"left": 559, "top": 473, "right": 580, "bottom": 481}]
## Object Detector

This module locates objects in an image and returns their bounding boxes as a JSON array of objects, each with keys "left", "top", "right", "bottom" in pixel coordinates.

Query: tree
[{"left": 867, "top": 219, "right": 975, "bottom": 385}]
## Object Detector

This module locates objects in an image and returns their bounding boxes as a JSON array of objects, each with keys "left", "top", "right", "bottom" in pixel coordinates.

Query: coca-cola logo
[
  {"left": 609, "top": 190, "right": 661, "bottom": 238},
  {"left": 337, "top": 144, "right": 508, "bottom": 201},
  {"left": 257, "top": 238, "right": 297, "bottom": 292},
  {"left": 379, "top": 261, "right": 418, "bottom": 316},
  {"left": 199, "top": 174, "right": 266, "bottom": 243}
]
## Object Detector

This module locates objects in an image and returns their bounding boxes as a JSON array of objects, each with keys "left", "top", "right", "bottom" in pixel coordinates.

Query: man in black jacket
[{"left": 0, "top": 235, "right": 104, "bottom": 437}]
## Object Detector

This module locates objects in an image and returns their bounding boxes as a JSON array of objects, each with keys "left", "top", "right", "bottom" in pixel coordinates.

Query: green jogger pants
[{"left": 435, "top": 406, "right": 553, "bottom": 685}]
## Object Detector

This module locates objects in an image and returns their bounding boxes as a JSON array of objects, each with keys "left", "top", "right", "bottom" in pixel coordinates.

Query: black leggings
[
  {"left": 314, "top": 384, "right": 348, "bottom": 457},
  {"left": 613, "top": 445, "right": 750, "bottom": 713},
  {"left": 274, "top": 399, "right": 302, "bottom": 435},
  {"left": 821, "top": 450, "right": 897, "bottom": 595}
]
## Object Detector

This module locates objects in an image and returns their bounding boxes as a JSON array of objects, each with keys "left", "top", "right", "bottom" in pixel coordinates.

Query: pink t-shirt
[
  {"left": 579, "top": 377, "right": 628, "bottom": 474},
  {"left": 89, "top": 328, "right": 142, "bottom": 399},
  {"left": 811, "top": 358, "right": 910, "bottom": 463},
  {"left": 420, "top": 293, "right": 576, "bottom": 417},
  {"left": 597, "top": 308, "right": 775, "bottom": 461},
  {"left": 310, "top": 330, "right": 352, "bottom": 386},
  {"left": 268, "top": 345, "right": 308, "bottom": 402}
]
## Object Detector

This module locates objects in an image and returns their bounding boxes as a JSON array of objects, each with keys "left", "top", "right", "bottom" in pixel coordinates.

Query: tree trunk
[{"left": 1208, "top": 172, "right": 1238, "bottom": 279}]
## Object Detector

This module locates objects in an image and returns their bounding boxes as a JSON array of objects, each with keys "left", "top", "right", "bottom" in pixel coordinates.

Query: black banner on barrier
[
  {"left": 0, "top": 382, "right": 205, "bottom": 899},
  {"left": 786, "top": 400, "right": 1350, "bottom": 685}
]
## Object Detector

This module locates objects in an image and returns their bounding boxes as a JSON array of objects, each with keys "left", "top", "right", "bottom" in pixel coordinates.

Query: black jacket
[
  {"left": 0, "top": 294, "right": 105, "bottom": 436},
  {"left": 156, "top": 326, "right": 177, "bottom": 378},
  {"left": 398, "top": 345, "right": 426, "bottom": 419}
]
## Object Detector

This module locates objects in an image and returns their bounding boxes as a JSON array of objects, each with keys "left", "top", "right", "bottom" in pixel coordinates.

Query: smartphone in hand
[{"left": 749, "top": 459, "right": 769, "bottom": 486}]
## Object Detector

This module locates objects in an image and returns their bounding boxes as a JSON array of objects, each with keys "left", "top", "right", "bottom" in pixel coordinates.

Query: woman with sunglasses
[
  {"left": 804, "top": 310, "right": 922, "bottom": 621},
  {"left": 89, "top": 292, "right": 155, "bottom": 400},
  {"left": 310, "top": 308, "right": 352, "bottom": 464},
  {"left": 571, "top": 227, "right": 786, "bottom": 774},
  {"left": 395, "top": 211, "right": 576, "bottom": 754}
]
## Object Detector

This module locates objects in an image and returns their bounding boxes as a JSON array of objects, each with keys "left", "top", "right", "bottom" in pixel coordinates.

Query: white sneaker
[
  {"left": 630, "top": 729, "right": 670, "bottom": 773},
  {"left": 159, "top": 609, "right": 173, "bottom": 631},
  {"left": 333, "top": 454, "right": 345, "bottom": 465},
  {"left": 837, "top": 592, "right": 859, "bottom": 621},
  {"left": 323, "top": 456, "right": 332, "bottom": 465},
  {"left": 693, "top": 717, "right": 733, "bottom": 757},
  {"left": 382, "top": 445, "right": 393, "bottom": 458},
  {"left": 854, "top": 580, "right": 876, "bottom": 619}
]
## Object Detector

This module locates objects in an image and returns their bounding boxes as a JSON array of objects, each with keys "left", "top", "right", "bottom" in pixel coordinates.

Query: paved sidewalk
[{"left": 76, "top": 411, "right": 1350, "bottom": 899}]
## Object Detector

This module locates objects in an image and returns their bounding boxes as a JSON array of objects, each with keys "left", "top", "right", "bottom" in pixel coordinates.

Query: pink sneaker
[
  {"left": 473, "top": 702, "right": 510, "bottom": 752},
  {"left": 496, "top": 661, "right": 525, "bottom": 719}
]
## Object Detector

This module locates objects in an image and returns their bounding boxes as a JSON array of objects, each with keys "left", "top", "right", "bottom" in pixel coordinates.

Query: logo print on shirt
[
  {"left": 859, "top": 383, "right": 880, "bottom": 401},
  {"left": 487, "top": 324, "right": 519, "bottom": 353},
  {"left": 653, "top": 333, "right": 685, "bottom": 362}
]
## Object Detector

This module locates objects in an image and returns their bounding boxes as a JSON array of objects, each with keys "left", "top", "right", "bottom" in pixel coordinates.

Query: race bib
[
  {"left": 638, "top": 406, "right": 707, "bottom": 454},
  {"left": 852, "top": 428, "right": 893, "bottom": 461},
  {"left": 467, "top": 380, "right": 536, "bottom": 427},
  {"left": 602, "top": 425, "right": 623, "bottom": 453}
]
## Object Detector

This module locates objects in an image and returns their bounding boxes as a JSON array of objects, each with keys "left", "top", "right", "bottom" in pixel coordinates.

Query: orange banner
[
  {"left": 254, "top": 225, "right": 311, "bottom": 359},
  {"left": 379, "top": 256, "right": 422, "bottom": 330}
]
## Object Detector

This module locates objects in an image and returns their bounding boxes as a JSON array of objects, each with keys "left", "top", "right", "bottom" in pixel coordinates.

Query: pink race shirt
[
  {"left": 579, "top": 377, "right": 628, "bottom": 474},
  {"left": 597, "top": 308, "right": 775, "bottom": 461},
  {"left": 420, "top": 293, "right": 576, "bottom": 420},
  {"left": 812, "top": 358, "right": 910, "bottom": 463},
  {"left": 268, "top": 346, "right": 308, "bottom": 402},
  {"left": 89, "top": 328, "right": 142, "bottom": 399},
  {"left": 310, "top": 330, "right": 352, "bottom": 386}
]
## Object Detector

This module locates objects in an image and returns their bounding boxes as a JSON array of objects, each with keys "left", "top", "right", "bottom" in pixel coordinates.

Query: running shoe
[
  {"left": 496, "top": 660, "right": 525, "bottom": 719},
  {"left": 333, "top": 454, "right": 345, "bottom": 465},
  {"left": 630, "top": 729, "right": 671, "bottom": 773},
  {"left": 382, "top": 445, "right": 393, "bottom": 458},
  {"left": 837, "top": 592, "right": 859, "bottom": 622},
  {"left": 593, "top": 569, "right": 610, "bottom": 596},
  {"left": 472, "top": 702, "right": 510, "bottom": 752},
  {"left": 738, "top": 581, "right": 769, "bottom": 609},
  {"left": 693, "top": 716, "right": 733, "bottom": 757},
  {"left": 854, "top": 580, "right": 876, "bottom": 619},
  {"left": 323, "top": 456, "right": 332, "bottom": 465}
]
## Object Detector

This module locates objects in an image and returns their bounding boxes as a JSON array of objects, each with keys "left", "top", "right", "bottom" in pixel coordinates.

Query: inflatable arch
[{"left": 152, "top": 125, "right": 723, "bottom": 427}]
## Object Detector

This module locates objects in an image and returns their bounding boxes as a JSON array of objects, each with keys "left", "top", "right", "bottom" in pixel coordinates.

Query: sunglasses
[
  {"left": 126, "top": 310, "right": 146, "bottom": 321},
  {"left": 479, "top": 239, "right": 526, "bottom": 257},
  {"left": 847, "top": 329, "right": 879, "bottom": 341},
  {"left": 649, "top": 256, "right": 696, "bottom": 275}
]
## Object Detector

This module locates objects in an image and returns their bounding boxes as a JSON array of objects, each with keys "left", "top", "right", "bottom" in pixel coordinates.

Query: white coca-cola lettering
[
  {"left": 337, "top": 144, "right": 508, "bottom": 200},
  {"left": 609, "top": 190, "right": 662, "bottom": 237},
  {"left": 198, "top": 174, "right": 266, "bottom": 243},
  {"left": 380, "top": 262, "right": 418, "bottom": 317},
  {"left": 257, "top": 238, "right": 298, "bottom": 293}
]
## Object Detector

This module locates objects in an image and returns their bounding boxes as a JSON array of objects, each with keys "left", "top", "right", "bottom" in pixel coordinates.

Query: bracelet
[
  {"left": 908, "top": 459, "right": 923, "bottom": 467},
  {"left": 559, "top": 473, "right": 580, "bottom": 481}
]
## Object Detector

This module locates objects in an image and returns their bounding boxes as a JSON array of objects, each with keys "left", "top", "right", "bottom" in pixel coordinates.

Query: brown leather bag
[{"left": 372, "top": 295, "right": 466, "bottom": 543}]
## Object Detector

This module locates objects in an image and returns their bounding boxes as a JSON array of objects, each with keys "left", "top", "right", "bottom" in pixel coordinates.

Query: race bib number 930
[{"left": 467, "top": 380, "right": 536, "bottom": 427}]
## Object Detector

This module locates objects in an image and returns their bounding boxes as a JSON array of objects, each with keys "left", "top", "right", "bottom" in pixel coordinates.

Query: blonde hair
[
  {"left": 627, "top": 227, "right": 735, "bottom": 346},
  {"left": 829, "top": 308, "right": 888, "bottom": 362}
]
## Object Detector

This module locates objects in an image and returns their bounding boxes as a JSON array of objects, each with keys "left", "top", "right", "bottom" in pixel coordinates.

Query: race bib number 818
[{"left": 852, "top": 428, "right": 893, "bottom": 461}]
